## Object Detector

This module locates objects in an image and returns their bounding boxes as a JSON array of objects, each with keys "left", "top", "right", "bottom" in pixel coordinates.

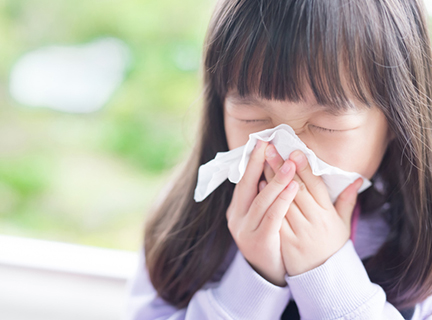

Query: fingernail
[
  {"left": 291, "top": 150, "right": 304, "bottom": 164},
  {"left": 280, "top": 161, "right": 291, "bottom": 174},
  {"left": 288, "top": 181, "right": 297, "bottom": 190},
  {"left": 255, "top": 140, "right": 262, "bottom": 149},
  {"left": 265, "top": 145, "right": 276, "bottom": 158}
]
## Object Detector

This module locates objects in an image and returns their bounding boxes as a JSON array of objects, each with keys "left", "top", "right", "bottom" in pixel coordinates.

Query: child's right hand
[{"left": 226, "top": 140, "right": 299, "bottom": 287}]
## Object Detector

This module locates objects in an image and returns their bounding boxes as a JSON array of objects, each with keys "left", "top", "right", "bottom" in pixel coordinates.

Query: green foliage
[
  {"left": 0, "top": 0, "right": 211, "bottom": 251},
  {"left": 0, "top": 155, "right": 50, "bottom": 198},
  {"left": 104, "top": 114, "right": 187, "bottom": 172}
]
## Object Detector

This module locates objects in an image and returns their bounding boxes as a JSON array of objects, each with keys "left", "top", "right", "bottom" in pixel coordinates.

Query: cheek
[
  {"left": 224, "top": 115, "right": 268, "bottom": 150},
  {"left": 224, "top": 118, "right": 250, "bottom": 150},
  {"left": 309, "top": 138, "right": 361, "bottom": 172},
  {"left": 311, "top": 129, "right": 389, "bottom": 179},
  {"left": 351, "top": 134, "right": 389, "bottom": 179}
]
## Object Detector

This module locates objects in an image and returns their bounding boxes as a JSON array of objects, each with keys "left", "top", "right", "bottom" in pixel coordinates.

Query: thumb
[{"left": 334, "top": 178, "right": 363, "bottom": 227}]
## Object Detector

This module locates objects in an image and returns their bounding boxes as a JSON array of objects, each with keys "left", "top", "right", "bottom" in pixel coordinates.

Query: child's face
[{"left": 223, "top": 87, "right": 395, "bottom": 180}]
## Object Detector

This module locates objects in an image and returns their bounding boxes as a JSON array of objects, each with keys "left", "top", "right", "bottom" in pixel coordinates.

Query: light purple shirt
[{"left": 123, "top": 202, "right": 432, "bottom": 319}]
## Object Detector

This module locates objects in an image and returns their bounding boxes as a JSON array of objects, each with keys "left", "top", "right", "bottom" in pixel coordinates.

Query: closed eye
[
  {"left": 240, "top": 120, "right": 341, "bottom": 133},
  {"left": 240, "top": 119, "right": 267, "bottom": 123},
  {"left": 311, "top": 125, "right": 339, "bottom": 133}
]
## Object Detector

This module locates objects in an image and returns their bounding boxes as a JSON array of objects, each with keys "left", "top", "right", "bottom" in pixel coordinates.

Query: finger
[
  {"left": 289, "top": 150, "right": 332, "bottom": 209},
  {"left": 245, "top": 159, "right": 296, "bottom": 231},
  {"left": 280, "top": 213, "right": 296, "bottom": 243},
  {"left": 258, "top": 180, "right": 267, "bottom": 193},
  {"left": 290, "top": 173, "right": 320, "bottom": 222},
  {"left": 265, "top": 143, "right": 285, "bottom": 173},
  {"left": 263, "top": 161, "right": 274, "bottom": 183},
  {"left": 286, "top": 196, "right": 310, "bottom": 235},
  {"left": 334, "top": 177, "right": 363, "bottom": 227},
  {"left": 235, "top": 140, "right": 269, "bottom": 214},
  {"left": 257, "top": 180, "right": 298, "bottom": 234}
]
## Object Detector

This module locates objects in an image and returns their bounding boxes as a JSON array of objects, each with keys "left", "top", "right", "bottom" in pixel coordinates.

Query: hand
[
  {"left": 226, "top": 140, "right": 299, "bottom": 286},
  {"left": 263, "top": 144, "right": 363, "bottom": 276}
]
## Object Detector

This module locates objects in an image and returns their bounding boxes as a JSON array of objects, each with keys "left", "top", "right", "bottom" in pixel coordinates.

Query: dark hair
[{"left": 144, "top": 0, "right": 432, "bottom": 310}]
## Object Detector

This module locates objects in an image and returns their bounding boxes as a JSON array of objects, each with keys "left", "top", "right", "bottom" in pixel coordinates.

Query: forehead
[{"left": 225, "top": 91, "right": 365, "bottom": 116}]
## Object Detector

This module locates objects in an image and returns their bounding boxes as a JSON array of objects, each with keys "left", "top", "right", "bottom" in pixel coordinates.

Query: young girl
[{"left": 125, "top": 0, "right": 432, "bottom": 319}]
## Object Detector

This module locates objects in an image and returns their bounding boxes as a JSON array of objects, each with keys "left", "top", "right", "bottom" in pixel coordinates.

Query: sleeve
[
  {"left": 123, "top": 248, "right": 292, "bottom": 320},
  {"left": 285, "top": 239, "right": 432, "bottom": 320},
  {"left": 412, "top": 295, "right": 432, "bottom": 320}
]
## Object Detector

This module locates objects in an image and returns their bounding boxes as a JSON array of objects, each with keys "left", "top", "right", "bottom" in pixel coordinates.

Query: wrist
[{"left": 246, "top": 257, "right": 287, "bottom": 287}]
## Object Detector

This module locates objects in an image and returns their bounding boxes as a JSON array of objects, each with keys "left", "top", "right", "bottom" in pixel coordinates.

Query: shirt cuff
[
  {"left": 212, "top": 249, "right": 291, "bottom": 319},
  {"left": 285, "top": 239, "right": 378, "bottom": 320}
]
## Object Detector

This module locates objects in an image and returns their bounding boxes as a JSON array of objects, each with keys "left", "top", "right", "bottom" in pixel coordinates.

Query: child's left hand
[{"left": 263, "top": 144, "right": 363, "bottom": 276}]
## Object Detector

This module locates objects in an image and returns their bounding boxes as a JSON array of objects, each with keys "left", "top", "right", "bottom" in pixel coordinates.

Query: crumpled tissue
[{"left": 194, "top": 124, "right": 372, "bottom": 203}]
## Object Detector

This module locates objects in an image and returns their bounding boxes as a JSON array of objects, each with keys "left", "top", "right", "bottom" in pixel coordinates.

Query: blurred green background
[
  {"left": 0, "top": 1, "right": 431, "bottom": 253},
  {"left": 0, "top": 0, "right": 212, "bottom": 251}
]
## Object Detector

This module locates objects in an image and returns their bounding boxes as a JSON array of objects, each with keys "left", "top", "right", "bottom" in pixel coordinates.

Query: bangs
[{"left": 204, "top": 0, "right": 392, "bottom": 112}]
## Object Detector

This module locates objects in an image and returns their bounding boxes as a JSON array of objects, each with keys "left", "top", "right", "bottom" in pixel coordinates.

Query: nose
[{"left": 293, "top": 131, "right": 314, "bottom": 152}]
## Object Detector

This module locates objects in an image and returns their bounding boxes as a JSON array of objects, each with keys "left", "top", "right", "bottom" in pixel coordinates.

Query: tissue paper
[{"left": 194, "top": 124, "right": 372, "bottom": 203}]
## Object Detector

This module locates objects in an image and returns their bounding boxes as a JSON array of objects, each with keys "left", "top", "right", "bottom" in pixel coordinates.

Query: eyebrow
[{"left": 226, "top": 93, "right": 363, "bottom": 116}]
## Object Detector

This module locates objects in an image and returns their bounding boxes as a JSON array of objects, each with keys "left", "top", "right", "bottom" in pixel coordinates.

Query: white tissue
[{"left": 194, "top": 124, "right": 372, "bottom": 203}]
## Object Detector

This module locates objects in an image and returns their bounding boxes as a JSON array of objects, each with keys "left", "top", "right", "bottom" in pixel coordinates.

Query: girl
[{"left": 125, "top": 0, "right": 432, "bottom": 319}]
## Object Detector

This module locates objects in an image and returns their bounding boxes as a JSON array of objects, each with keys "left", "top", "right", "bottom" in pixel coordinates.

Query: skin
[{"left": 223, "top": 85, "right": 395, "bottom": 286}]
